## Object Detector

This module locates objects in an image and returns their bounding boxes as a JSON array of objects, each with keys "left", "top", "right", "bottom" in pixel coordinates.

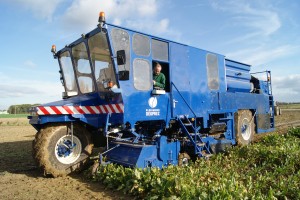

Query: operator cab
[
  {"left": 55, "top": 24, "right": 171, "bottom": 101},
  {"left": 57, "top": 31, "right": 119, "bottom": 99}
]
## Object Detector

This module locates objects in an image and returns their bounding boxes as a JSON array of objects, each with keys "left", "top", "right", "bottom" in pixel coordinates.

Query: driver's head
[{"left": 154, "top": 62, "right": 162, "bottom": 75}]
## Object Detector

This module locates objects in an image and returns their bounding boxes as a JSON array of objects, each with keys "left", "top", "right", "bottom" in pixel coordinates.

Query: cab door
[{"left": 170, "top": 43, "right": 192, "bottom": 118}]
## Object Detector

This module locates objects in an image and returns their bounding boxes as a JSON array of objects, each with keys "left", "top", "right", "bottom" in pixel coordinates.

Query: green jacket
[{"left": 153, "top": 72, "right": 166, "bottom": 89}]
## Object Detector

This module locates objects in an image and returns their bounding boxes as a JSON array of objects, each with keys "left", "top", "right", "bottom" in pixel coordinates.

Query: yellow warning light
[
  {"left": 51, "top": 45, "right": 56, "bottom": 54},
  {"left": 108, "top": 81, "right": 114, "bottom": 88},
  {"left": 99, "top": 11, "right": 105, "bottom": 18},
  {"left": 98, "top": 11, "right": 106, "bottom": 23}
]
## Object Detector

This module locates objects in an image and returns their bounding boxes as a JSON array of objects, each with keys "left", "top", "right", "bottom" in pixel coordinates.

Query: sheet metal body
[{"left": 29, "top": 23, "right": 275, "bottom": 168}]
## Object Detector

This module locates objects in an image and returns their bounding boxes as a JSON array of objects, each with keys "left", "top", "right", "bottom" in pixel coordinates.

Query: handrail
[
  {"left": 250, "top": 70, "right": 270, "bottom": 75},
  {"left": 172, "top": 82, "right": 211, "bottom": 156},
  {"left": 250, "top": 70, "right": 273, "bottom": 95},
  {"left": 171, "top": 82, "right": 197, "bottom": 118}
]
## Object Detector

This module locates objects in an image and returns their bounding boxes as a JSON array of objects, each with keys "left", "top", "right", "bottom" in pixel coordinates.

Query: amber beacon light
[
  {"left": 51, "top": 45, "right": 56, "bottom": 54},
  {"left": 98, "top": 11, "right": 106, "bottom": 23}
]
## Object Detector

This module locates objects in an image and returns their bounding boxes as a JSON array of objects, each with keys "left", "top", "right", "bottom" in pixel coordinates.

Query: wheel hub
[
  {"left": 55, "top": 135, "right": 82, "bottom": 164},
  {"left": 241, "top": 118, "right": 251, "bottom": 141},
  {"left": 181, "top": 157, "right": 189, "bottom": 166},
  {"left": 57, "top": 140, "right": 76, "bottom": 157}
]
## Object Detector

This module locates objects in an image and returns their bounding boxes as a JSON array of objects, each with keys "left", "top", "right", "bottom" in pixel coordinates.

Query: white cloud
[
  {"left": 61, "top": 0, "right": 109, "bottom": 31},
  {"left": 214, "top": 1, "right": 300, "bottom": 76},
  {"left": 4, "top": 0, "right": 179, "bottom": 41},
  {"left": 24, "top": 60, "right": 37, "bottom": 68},
  {"left": 226, "top": 45, "right": 298, "bottom": 66},
  {"left": 211, "top": 0, "right": 281, "bottom": 38},
  {"left": 0, "top": 72, "right": 62, "bottom": 109},
  {"left": 159, "top": 19, "right": 170, "bottom": 33},
  {"left": 272, "top": 74, "right": 300, "bottom": 102},
  {"left": 113, "top": 18, "right": 122, "bottom": 26},
  {"left": 233, "top": 6, "right": 280, "bottom": 36},
  {"left": 4, "top": 0, "right": 64, "bottom": 21},
  {"left": 125, "top": 18, "right": 171, "bottom": 35},
  {"left": 60, "top": 0, "right": 179, "bottom": 40},
  {"left": 61, "top": 0, "right": 158, "bottom": 31},
  {"left": 137, "top": 0, "right": 157, "bottom": 16}
]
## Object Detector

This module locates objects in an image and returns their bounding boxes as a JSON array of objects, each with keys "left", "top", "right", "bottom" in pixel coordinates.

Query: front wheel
[
  {"left": 235, "top": 110, "right": 255, "bottom": 146},
  {"left": 33, "top": 123, "right": 93, "bottom": 177}
]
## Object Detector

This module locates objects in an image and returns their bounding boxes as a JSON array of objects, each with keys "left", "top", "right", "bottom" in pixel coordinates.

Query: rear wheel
[
  {"left": 33, "top": 124, "right": 93, "bottom": 177},
  {"left": 235, "top": 110, "right": 255, "bottom": 146},
  {"left": 178, "top": 153, "right": 190, "bottom": 166}
]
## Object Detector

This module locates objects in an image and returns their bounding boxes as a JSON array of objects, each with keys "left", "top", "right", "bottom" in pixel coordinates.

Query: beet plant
[{"left": 90, "top": 128, "right": 300, "bottom": 199}]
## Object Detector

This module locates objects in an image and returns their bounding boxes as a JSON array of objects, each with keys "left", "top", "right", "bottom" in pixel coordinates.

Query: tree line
[
  {"left": 276, "top": 102, "right": 300, "bottom": 105},
  {"left": 7, "top": 104, "right": 40, "bottom": 114}
]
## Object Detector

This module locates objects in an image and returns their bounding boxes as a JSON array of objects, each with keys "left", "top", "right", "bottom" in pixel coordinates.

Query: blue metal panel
[
  {"left": 106, "top": 136, "right": 180, "bottom": 168},
  {"left": 259, "top": 80, "right": 270, "bottom": 95},
  {"left": 107, "top": 26, "right": 173, "bottom": 125},
  {"left": 187, "top": 48, "right": 211, "bottom": 120},
  {"left": 219, "top": 92, "right": 270, "bottom": 114},
  {"left": 124, "top": 93, "right": 171, "bottom": 122},
  {"left": 31, "top": 23, "right": 276, "bottom": 171},
  {"left": 218, "top": 55, "right": 227, "bottom": 93},
  {"left": 225, "top": 59, "right": 252, "bottom": 93},
  {"left": 170, "top": 43, "right": 192, "bottom": 117}
]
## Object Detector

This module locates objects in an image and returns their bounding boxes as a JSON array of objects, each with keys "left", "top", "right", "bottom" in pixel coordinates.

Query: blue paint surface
[{"left": 29, "top": 23, "right": 275, "bottom": 169}]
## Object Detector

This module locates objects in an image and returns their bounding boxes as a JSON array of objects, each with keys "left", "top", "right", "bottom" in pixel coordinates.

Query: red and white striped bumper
[{"left": 37, "top": 104, "right": 124, "bottom": 115}]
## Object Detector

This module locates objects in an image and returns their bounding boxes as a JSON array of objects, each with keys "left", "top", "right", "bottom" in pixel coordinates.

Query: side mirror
[
  {"left": 117, "top": 50, "right": 126, "bottom": 65},
  {"left": 118, "top": 70, "right": 129, "bottom": 80}
]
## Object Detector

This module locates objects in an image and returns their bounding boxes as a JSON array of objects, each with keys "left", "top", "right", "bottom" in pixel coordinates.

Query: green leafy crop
[{"left": 90, "top": 128, "right": 300, "bottom": 199}]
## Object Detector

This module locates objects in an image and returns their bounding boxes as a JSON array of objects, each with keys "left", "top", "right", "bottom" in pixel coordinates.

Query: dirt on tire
[{"left": 33, "top": 124, "right": 93, "bottom": 177}]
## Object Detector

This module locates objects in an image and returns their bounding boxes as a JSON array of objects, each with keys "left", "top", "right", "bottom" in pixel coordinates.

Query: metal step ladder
[
  {"left": 269, "top": 95, "right": 275, "bottom": 128},
  {"left": 177, "top": 115, "right": 212, "bottom": 158}
]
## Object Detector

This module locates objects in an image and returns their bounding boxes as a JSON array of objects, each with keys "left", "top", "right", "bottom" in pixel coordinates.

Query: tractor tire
[
  {"left": 235, "top": 110, "right": 255, "bottom": 146},
  {"left": 178, "top": 153, "right": 190, "bottom": 166},
  {"left": 33, "top": 123, "right": 93, "bottom": 177}
]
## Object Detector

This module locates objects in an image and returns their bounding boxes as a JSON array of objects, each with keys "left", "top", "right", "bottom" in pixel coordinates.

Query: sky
[{"left": 0, "top": 0, "right": 299, "bottom": 110}]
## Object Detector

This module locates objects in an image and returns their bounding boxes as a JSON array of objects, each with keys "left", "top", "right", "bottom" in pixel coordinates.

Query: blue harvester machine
[{"left": 29, "top": 12, "right": 275, "bottom": 176}]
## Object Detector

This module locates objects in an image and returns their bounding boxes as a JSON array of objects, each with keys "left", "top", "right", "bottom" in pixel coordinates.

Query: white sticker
[
  {"left": 148, "top": 97, "right": 157, "bottom": 108},
  {"left": 146, "top": 97, "right": 160, "bottom": 116}
]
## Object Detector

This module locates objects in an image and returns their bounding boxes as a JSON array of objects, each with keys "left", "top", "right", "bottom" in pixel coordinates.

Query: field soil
[
  {"left": 0, "top": 118, "right": 125, "bottom": 200},
  {"left": 0, "top": 112, "right": 299, "bottom": 200}
]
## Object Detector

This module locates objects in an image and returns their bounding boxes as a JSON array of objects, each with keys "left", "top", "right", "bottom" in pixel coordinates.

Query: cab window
[
  {"left": 59, "top": 51, "right": 78, "bottom": 93},
  {"left": 88, "top": 33, "right": 117, "bottom": 91},
  {"left": 206, "top": 53, "right": 219, "bottom": 90},
  {"left": 133, "top": 33, "right": 150, "bottom": 57},
  {"left": 133, "top": 59, "right": 151, "bottom": 91},
  {"left": 151, "top": 39, "right": 170, "bottom": 92},
  {"left": 111, "top": 28, "right": 130, "bottom": 80},
  {"left": 72, "top": 42, "right": 95, "bottom": 94},
  {"left": 152, "top": 39, "right": 169, "bottom": 62}
]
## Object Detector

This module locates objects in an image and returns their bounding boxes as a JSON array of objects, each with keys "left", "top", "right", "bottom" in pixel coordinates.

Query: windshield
[
  {"left": 72, "top": 42, "right": 95, "bottom": 94},
  {"left": 59, "top": 51, "right": 78, "bottom": 94},
  {"left": 59, "top": 31, "right": 117, "bottom": 95},
  {"left": 88, "top": 32, "right": 117, "bottom": 91}
]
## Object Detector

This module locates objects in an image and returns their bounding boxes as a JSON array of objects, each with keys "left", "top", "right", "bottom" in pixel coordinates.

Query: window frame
[
  {"left": 133, "top": 58, "right": 152, "bottom": 91},
  {"left": 110, "top": 28, "right": 131, "bottom": 80},
  {"left": 58, "top": 50, "right": 79, "bottom": 94},
  {"left": 132, "top": 33, "right": 151, "bottom": 57},
  {"left": 151, "top": 39, "right": 169, "bottom": 62},
  {"left": 206, "top": 53, "right": 220, "bottom": 91},
  {"left": 71, "top": 41, "right": 95, "bottom": 94},
  {"left": 88, "top": 32, "right": 117, "bottom": 92}
]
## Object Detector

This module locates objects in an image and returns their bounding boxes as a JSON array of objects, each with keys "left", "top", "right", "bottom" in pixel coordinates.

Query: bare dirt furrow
[{"left": 0, "top": 122, "right": 126, "bottom": 200}]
